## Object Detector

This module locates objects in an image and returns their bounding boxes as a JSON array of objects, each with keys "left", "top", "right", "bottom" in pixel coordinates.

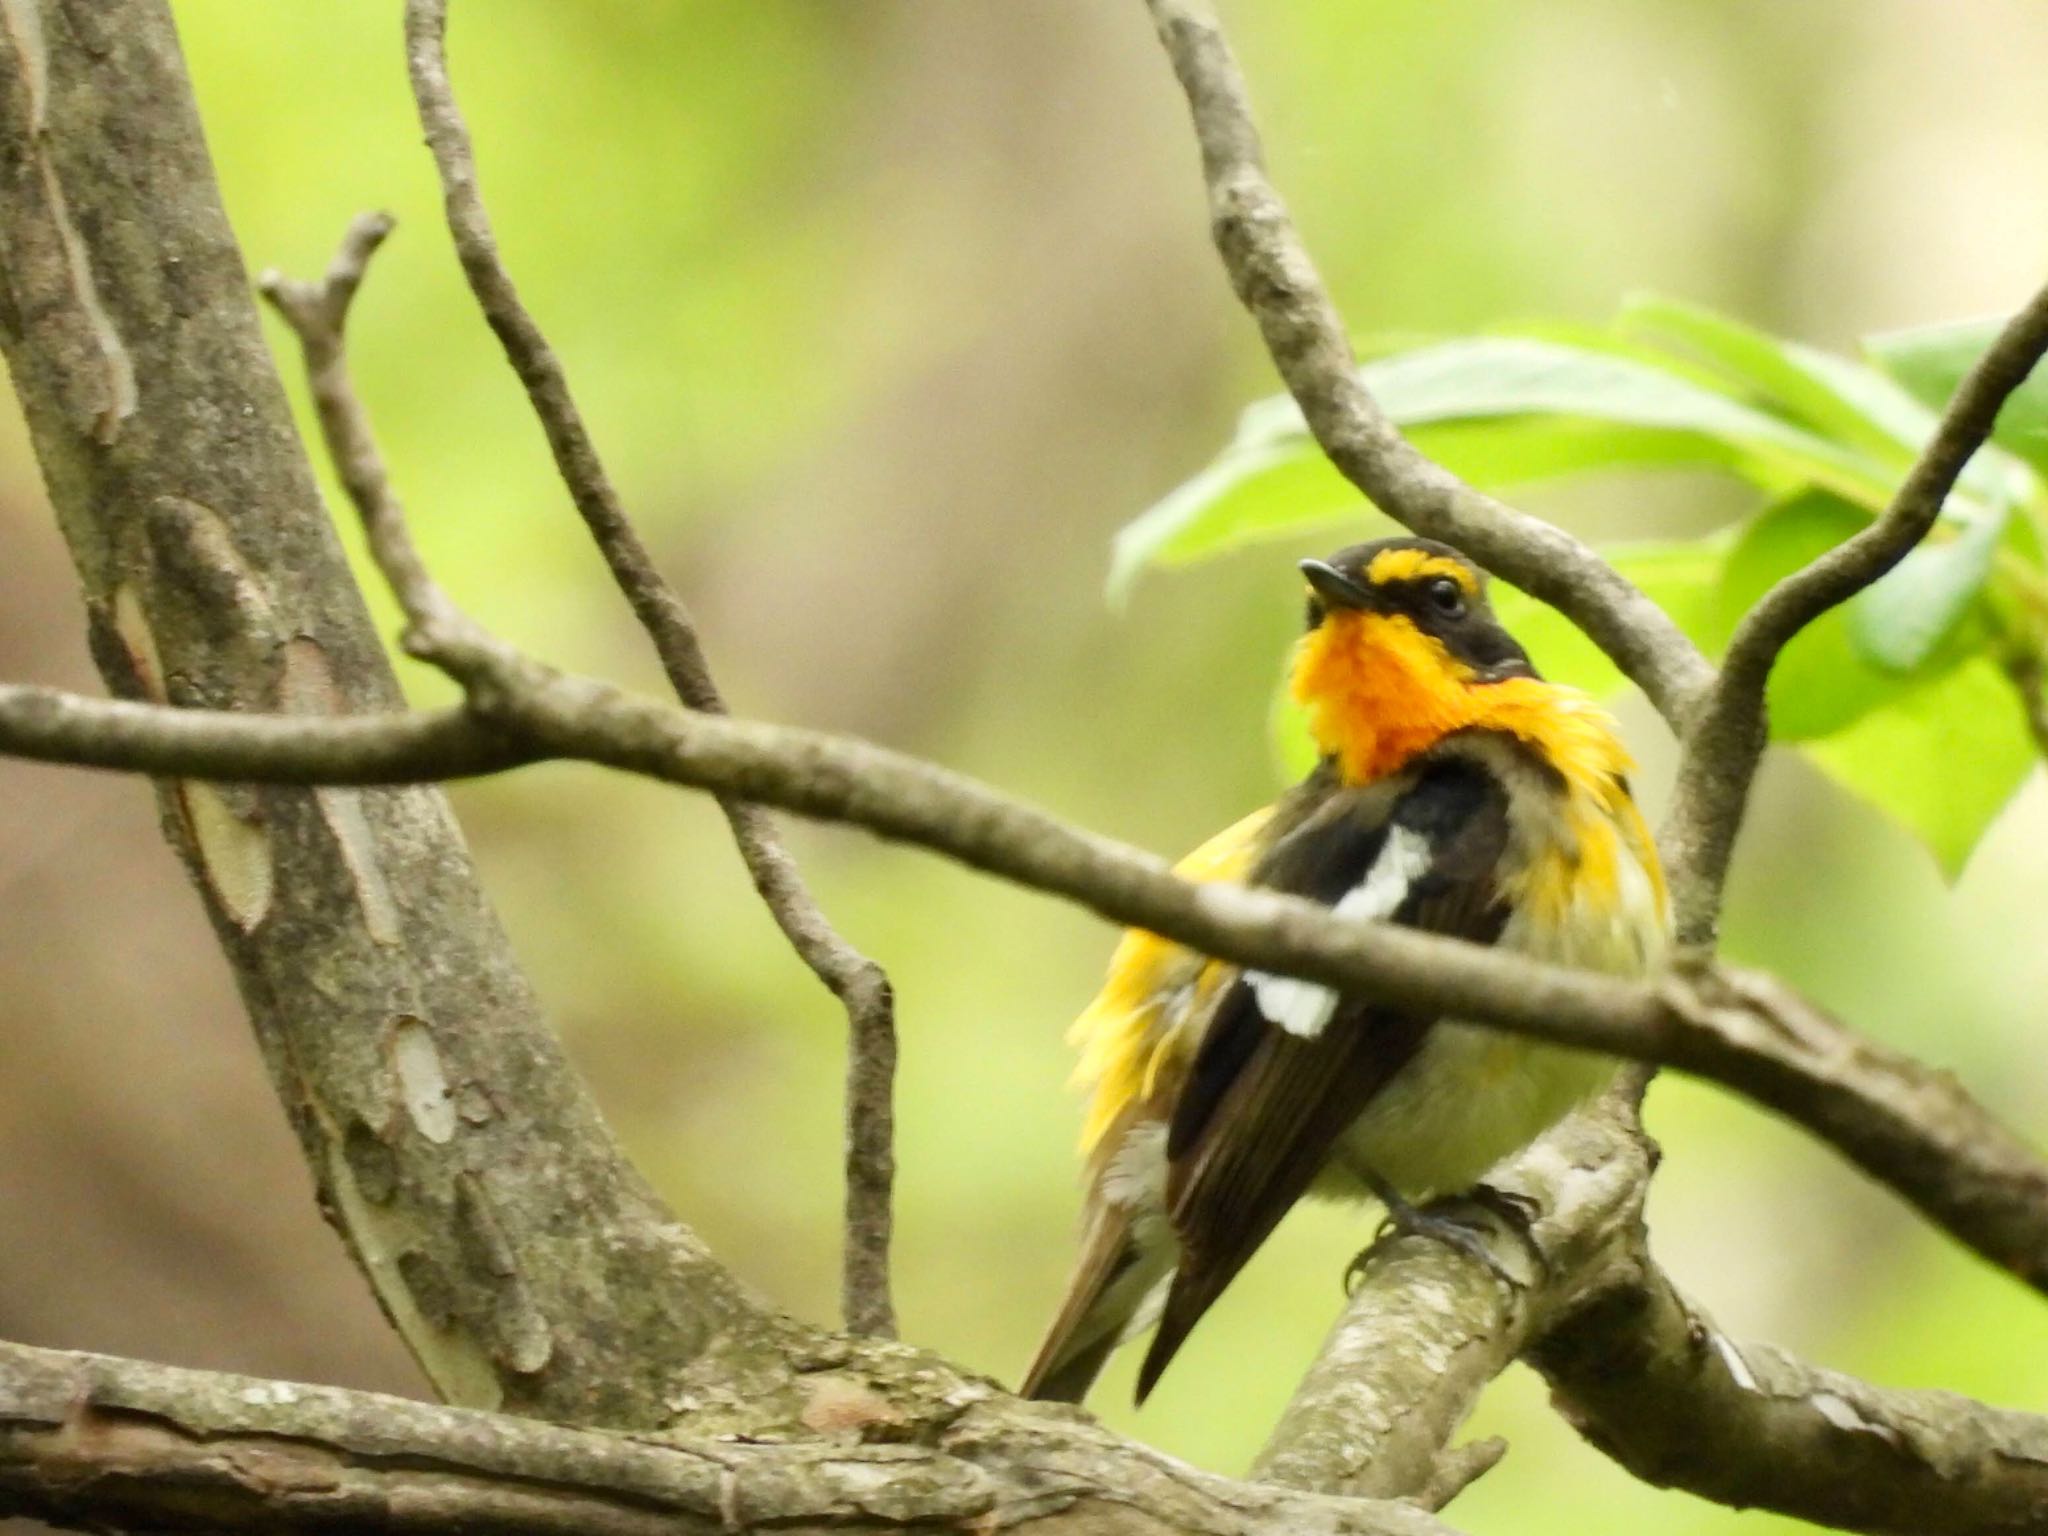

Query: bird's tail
[{"left": 1019, "top": 1203, "right": 1174, "bottom": 1403}]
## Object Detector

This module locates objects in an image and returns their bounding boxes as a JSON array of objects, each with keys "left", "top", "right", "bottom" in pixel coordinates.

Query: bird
[{"left": 1019, "top": 536, "right": 1668, "bottom": 1406}]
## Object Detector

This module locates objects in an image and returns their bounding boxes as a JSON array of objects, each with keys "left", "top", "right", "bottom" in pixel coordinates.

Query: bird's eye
[{"left": 1425, "top": 576, "right": 1466, "bottom": 618}]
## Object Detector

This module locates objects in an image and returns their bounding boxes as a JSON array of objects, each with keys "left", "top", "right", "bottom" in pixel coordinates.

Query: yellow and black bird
[{"left": 1020, "top": 537, "right": 1668, "bottom": 1405}]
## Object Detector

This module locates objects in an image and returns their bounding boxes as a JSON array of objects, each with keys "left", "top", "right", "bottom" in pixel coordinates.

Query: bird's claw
[
  {"left": 1466, "top": 1182, "right": 1543, "bottom": 1231},
  {"left": 1344, "top": 1180, "right": 1548, "bottom": 1293}
]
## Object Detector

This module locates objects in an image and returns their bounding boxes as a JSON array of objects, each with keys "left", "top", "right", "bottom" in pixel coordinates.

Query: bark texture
[
  {"left": 3, "top": 4, "right": 2048, "bottom": 1536},
  {"left": 1533, "top": 1242, "right": 2048, "bottom": 1535},
  {"left": 1254, "top": 1097, "right": 1654, "bottom": 1498},
  {"left": 0, "top": 1339, "right": 1459, "bottom": 1536},
  {"left": 0, "top": 0, "right": 791, "bottom": 1430}
]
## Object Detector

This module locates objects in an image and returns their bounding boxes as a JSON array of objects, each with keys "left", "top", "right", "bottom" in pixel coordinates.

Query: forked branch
[
  {"left": 1140, "top": 0, "right": 1714, "bottom": 724},
  {"left": 1665, "top": 282, "right": 2048, "bottom": 940},
  {"left": 1135, "top": 0, "right": 2048, "bottom": 1519},
  {"left": 404, "top": 0, "right": 897, "bottom": 1338}
]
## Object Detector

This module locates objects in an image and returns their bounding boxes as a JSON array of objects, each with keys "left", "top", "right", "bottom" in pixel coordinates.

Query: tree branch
[
  {"left": 402, "top": 0, "right": 897, "bottom": 1338},
  {"left": 1531, "top": 1208, "right": 2048, "bottom": 1535},
  {"left": 0, "top": 1338, "right": 1459, "bottom": 1536},
  {"left": 5, "top": 671, "right": 2047, "bottom": 1305},
  {"left": 1258, "top": 1083, "right": 2048, "bottom": 1536},
  {"left": 0, "top": 0, "right": 789, "bottom": 1430},
  {"left": 0, "top": 684, "right": 525, "bottom": 781},
  {"left": 1663, "top": 280, "right": 2048, "bottom": 942},
  {"left": 258, "top": 214, "right": 467, "bottom": 648},
  {"left": 1253, "top": 1092, "right": 1655, "bottom": 1501},
  {"left": 1138, "top": 0, "right": 1714, "bottom": 725}
]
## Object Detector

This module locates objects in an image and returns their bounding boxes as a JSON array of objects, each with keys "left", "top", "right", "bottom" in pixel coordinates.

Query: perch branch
[
  {"left": 1259, "top": 1084, "right": 2048, "bottom": 1536},
  {"left": 1254, "top": 1091, "right": 1654, "bottom": 1500}
]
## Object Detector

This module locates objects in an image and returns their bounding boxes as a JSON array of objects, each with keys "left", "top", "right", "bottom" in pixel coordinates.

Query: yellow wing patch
[
  {"left": 1068, "top": 805, "right": 1274, "bottom": 1157},
  {"left": 1481, "top": 685, "right": 1669, "bottom": 932}
]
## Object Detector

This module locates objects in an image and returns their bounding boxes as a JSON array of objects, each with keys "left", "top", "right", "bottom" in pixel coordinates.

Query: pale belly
[
  {"left": 1318, "top": 825, "right": 1663, "bottom": 1204},
  {"left": 1321, "top": 1026, "right": 1618, "bottom": 1201}
]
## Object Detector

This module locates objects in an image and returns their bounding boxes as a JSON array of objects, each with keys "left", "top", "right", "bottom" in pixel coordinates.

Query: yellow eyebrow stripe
[{"left": 1364, "top": 548, "right": 1478, "bottom": 595}]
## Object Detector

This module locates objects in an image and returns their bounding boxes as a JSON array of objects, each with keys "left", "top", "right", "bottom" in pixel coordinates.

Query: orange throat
[
  {"left": 1291, "top": 611, "right": 1484, "bottom": 783},
  {"left": 1290, "top": 610, "right": 1615, "bottom": 787}
]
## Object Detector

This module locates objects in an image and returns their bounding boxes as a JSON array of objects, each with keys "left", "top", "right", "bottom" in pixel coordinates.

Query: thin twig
[
  {"left": 1140, "top": 0, "right": 1713, "bottom": 725},
  {"left": 402, "top": 0, "right": 896, "bottom": 1337},
  {"left": 2007, "top": 648, "right": 2048, "bottom": 758},
  {"left": 1663, "top": 280, "right": 2048, "bottom": 943},
  {"left": 259, "top": 215, "right": 466, "bottom": 650}
]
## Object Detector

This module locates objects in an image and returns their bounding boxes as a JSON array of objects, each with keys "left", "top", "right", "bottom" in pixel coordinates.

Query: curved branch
[
  {"left": 1531, "top": 1217, "right": 2048, "bottom": 1535},
  {"left": 0, "top": 1338, "right": 1457, "bottom": 1536},
  {"left": 1140, "top": 0, "right": 1713, "bottom": 724},
  {"left": 403, "top": 0, "right": 898, "bottom": 1338},
  {"left": 1663, "top": 281, "right": 2048, "bottom": 942}
]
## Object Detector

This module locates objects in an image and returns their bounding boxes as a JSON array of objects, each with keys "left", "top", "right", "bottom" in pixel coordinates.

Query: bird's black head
[{"left": 1297, "top": 537, "right": 1535, "bottom": 684}]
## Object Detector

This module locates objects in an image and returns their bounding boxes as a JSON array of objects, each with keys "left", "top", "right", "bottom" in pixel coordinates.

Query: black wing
[{"left": 1135, "top": 757, "right": 1511, "bottom": 1401}]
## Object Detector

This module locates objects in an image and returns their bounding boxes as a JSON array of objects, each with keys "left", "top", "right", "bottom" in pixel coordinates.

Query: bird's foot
[
  {"left": 1344, "top": 1178, "right": 1546, "bottom": 1294},
  {"left": 1460, "top": 1181, "right": 1551, "bottom": 1281}
]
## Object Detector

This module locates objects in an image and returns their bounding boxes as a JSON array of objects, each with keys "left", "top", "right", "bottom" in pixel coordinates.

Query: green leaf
[
  {"left": 1867, "top": 317, "right": 2048, "bottom": 482},
  {"left": 1850, "top": 503, "right": 2010, "bottom": 673},
  {"left": 1109, "top": 442, "right": 1360, "bottom": 603},
  {"left": 1625, "top": 295, "right": 2033, "bottom": 513},
  {"left": 1799, "top": 656, "right": 2036, "bottom": 878},
  {"left": 1490, "top": 534, "right": 1735, "bottom": 699},
  {"left": 1714, "top": 492, "right": 1909, "bottom": 740},
  {"left": 1357, "top": 338, "right": 1892, "bottom": 502},
  {"left": 1621, "top": 294, "right": 1917, "bottom": 465},
  {"left": 1116, "top": 335, "right": 1899, "bottom": 597}
]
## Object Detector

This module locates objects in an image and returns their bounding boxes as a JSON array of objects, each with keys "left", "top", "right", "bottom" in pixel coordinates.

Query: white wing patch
[
  {"left": 1246, "top": 824, "right": 1435, "bottom": 1039},
  {"left": 1246, "top": 972, "right": 1341, "bottom": 1040}
]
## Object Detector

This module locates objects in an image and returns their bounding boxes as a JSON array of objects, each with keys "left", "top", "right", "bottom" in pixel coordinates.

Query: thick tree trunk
[{"left": 0, "top": 0, "right": 786, "bottom": 1430}]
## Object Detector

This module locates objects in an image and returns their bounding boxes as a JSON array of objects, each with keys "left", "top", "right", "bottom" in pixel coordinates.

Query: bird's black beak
[{"left": 1299, "top": 558, "right": 1374, "bottom": 611}]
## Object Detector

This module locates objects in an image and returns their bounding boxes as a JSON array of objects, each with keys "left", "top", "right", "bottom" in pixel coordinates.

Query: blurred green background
[{"left": 1, "top": 4, "right": 2045, "bottom": 1533}]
